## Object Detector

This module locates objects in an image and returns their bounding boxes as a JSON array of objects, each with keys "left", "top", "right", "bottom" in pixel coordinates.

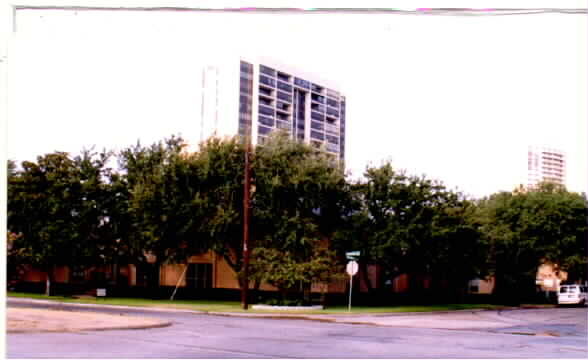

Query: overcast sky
[{"left": 6, "top": 3, "right": 587, "bottom": 198}]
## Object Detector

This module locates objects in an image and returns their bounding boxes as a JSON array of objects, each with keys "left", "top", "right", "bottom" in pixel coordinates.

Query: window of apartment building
[
  {"left": 326, "top": 135, "right": 339, "bottom": 144},
  {"left": 259, "top": 75, "right": 276, "bottom": 88},
  {"left": 294, "top": 77, "right": 311, "bottom": 89},
  {"left": 258, "top": 125, "right": 272, "bottom": 135},
  {"left": 326, "top": 89, "right": 339, "bottom": 98},
  {"left": 326, "top": 107, "right": 339, "bottom": 117},
  {"left": 311, "top": 120, "right": 324, "bottom": 131},
  {"left": 276, "top": 101, "right": 290, "bottom": 111},
  {"left": 258, "top": 115, "right": 274, "bottom": 127},
  {"left": 311, "top": 130, "right": 325, "bottom": 141},
  {"left": 325, "top": 122, "right": 338, "bottom": 134},
  {"left": 311, "top": 93, "right": 325, "bottom": 104},
  {"left": 277, "top": 81, "right": 292, "bottom": 93},
  {"left": 258, "top": 105, "right": 275, "bottom": 117},
  {"left": 277, "top": 91, "right": 293, "bottom": 102},
  {"left": 186, "top": 263, "right": 212, "bottom": 289},
  {"left": 258, "top": 97, "right": 273, "bottom": 107},
  {"left": 239, "top": 101, "right": 252, "bottom": 114},
  {"left": 276, "top": 120, "right": 291, "bottom": 130},
  {"left": 259, "top": 86, "right": 273, "bottom": 97},
  {"left": 276, "top": 112, "right": 289, "bottom": 121},
  {"left": 327, "top": 143, "right": 339, "bottom": 153},
  {"left": 239, "top": 113, "right": 251, "bottom": 124},
  {"left": 311, "top": 103, "right": 325, "bottom": 113},
  {"left": 311, "top": 83, "right": 324, "bottom": 93},
  {"left": 326, "top": 98, "right": 339, "bottom": 108},
  {"left": 311, "top": 111, "right": 324, "bottom": 121},
  {"left": 277, "top": 72, "right": 291, "bottom": 82},
  {"left": 240, "top": 82, "right": 252, "bottom": 94},
  {"left": 260, "top": 65, "right": 276, "bottom": 77}
]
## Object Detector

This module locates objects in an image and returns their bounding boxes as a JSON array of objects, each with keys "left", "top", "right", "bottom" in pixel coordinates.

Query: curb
[
  {"left": 8, "top": 298, "right": 175, "bottom": 333},
  {"left": 7, "top": 321, "right": 173, "bottom": 334},
  {"left": 7, "top": 297, "right": 556, "bottom": 321}
]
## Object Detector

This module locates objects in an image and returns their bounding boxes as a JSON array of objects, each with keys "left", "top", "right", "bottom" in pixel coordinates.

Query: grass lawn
[{"left": 8, "top": 292, "right": 507, "bottom": 314}]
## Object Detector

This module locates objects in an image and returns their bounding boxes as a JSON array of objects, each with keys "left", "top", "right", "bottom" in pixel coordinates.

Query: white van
[{"left": 557, "top": 285, "right": 588, "bottom": 306}]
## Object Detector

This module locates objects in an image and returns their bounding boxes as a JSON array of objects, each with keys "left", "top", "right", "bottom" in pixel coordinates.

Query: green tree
[
  {"left": 8, "top": 152, "right": 84, "bottom": 295},
  {"left": 250, "top": 247, "right": 343, "bottom": 304},
  {"left": 191, "top": 136, "right": 247, "bottom": 286},
  {"left": 477, "top": 182, "right": 587, "bottom": 304},
  {"left": 248, "top": 133, "right": 348, "bottom": 301},
  {"left": 118, "top": 136, "right": 211, "bottom": 291},
  {"left": 7, "top": 150, "right": 126, "bottom": 294},
  {"left": 341, "top": 161, "right": 485, "bottom": 299}
]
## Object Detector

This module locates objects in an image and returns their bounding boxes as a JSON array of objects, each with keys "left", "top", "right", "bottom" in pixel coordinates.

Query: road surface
[{"left": 7, "top": 300, "right": 588, "bottom": 358}]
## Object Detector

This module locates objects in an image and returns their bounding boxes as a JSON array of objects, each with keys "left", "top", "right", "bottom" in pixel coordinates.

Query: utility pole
[{"left": 241, "top": 138, "right": 251, "bottom": 310}]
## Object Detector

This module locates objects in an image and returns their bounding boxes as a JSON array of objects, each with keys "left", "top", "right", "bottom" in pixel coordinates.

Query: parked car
[{"left": 557, "top": 284, "right": 588, "bottom": 306}]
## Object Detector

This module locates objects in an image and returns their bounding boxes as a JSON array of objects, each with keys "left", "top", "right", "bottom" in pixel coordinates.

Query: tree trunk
[
  {"left": 45, "top": 267, "right": 52, "bottom": 296},
  {"left": 360, "top": 262, "right": 374, "bottom": 294}
]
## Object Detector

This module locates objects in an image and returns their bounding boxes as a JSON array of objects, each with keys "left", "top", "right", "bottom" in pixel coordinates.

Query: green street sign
[{"left": 346, "top": 251, "right": 360, "bottom": 260}]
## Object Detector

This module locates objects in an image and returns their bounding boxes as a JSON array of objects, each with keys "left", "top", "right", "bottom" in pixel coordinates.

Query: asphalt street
[{"left": 7, "top": 300, "right": 588, "bottom": 358}]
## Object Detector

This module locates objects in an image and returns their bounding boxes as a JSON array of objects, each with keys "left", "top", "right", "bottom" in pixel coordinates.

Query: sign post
[{"left": 346, "top": 260, "right": 358, "bottom": 312}]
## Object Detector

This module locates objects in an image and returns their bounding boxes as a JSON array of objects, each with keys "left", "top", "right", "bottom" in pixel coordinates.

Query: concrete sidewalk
[{"left": 7, "top": 297, "right": 538, "bottom": 333}]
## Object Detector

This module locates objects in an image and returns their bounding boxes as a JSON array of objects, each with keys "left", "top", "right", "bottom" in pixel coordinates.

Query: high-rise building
[
  {"left": 527, "top": 145, "right": 566, "bottom": 188},
  {"left": 199, "top": 56, "right": 346, "bottom": 162}
]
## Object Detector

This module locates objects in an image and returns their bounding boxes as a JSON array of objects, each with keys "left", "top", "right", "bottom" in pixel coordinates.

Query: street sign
[
  {"left": 346, "top": 260, "right": 359, "bottom": 312},
  {"left": 96, "top": 288, "right": 106, "bottom": 297},
  {"left": 346, "top": 251, "right": 360, "bottom": 260},
  {"left": 346, "top": 261, "right": 359, "bottom": 276}
]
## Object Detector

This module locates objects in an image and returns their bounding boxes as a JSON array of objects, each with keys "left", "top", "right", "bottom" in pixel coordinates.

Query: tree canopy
[{"left": 7, "top": 135, "right": 587, "bottom": 304}]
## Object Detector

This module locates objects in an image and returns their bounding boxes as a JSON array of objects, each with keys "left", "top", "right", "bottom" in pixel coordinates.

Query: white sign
[
  {"left": 346, "top": 261, "right": 358, "bottom": 276},
  {"left": 96, "top": 288, "right": 106, "bottom": 297}
]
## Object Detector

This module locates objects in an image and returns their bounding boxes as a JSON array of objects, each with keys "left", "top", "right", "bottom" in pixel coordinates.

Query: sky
[{"left": 5, "top": 2, "right": 587, "bottom": 199}]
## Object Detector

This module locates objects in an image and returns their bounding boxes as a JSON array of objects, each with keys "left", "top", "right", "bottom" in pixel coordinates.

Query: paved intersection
[{"left": 7, "top": 298, "right": 588, "bottom": 358}]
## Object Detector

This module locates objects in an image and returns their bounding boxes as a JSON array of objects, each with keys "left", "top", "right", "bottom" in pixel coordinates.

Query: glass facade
[
  {"left": 339, "top": 98, "right": 346, "bottom": 160},
  {"left": 234, "top": 62, "right": 345, "bottom": 162},
  {"left": 293, "top": 89, "right": 306, "bottom": 141},
  {"left": 238, "top": 61, "right": 253, "bottom": 138}
]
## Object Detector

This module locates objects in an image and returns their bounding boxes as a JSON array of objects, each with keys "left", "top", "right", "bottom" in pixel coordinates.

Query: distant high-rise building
[
  {"left": 199, "top": 56, "right": 346, "bottom": 162},
  {"left": 527, "top": 145, "right": 566, "bottom": 188}
]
